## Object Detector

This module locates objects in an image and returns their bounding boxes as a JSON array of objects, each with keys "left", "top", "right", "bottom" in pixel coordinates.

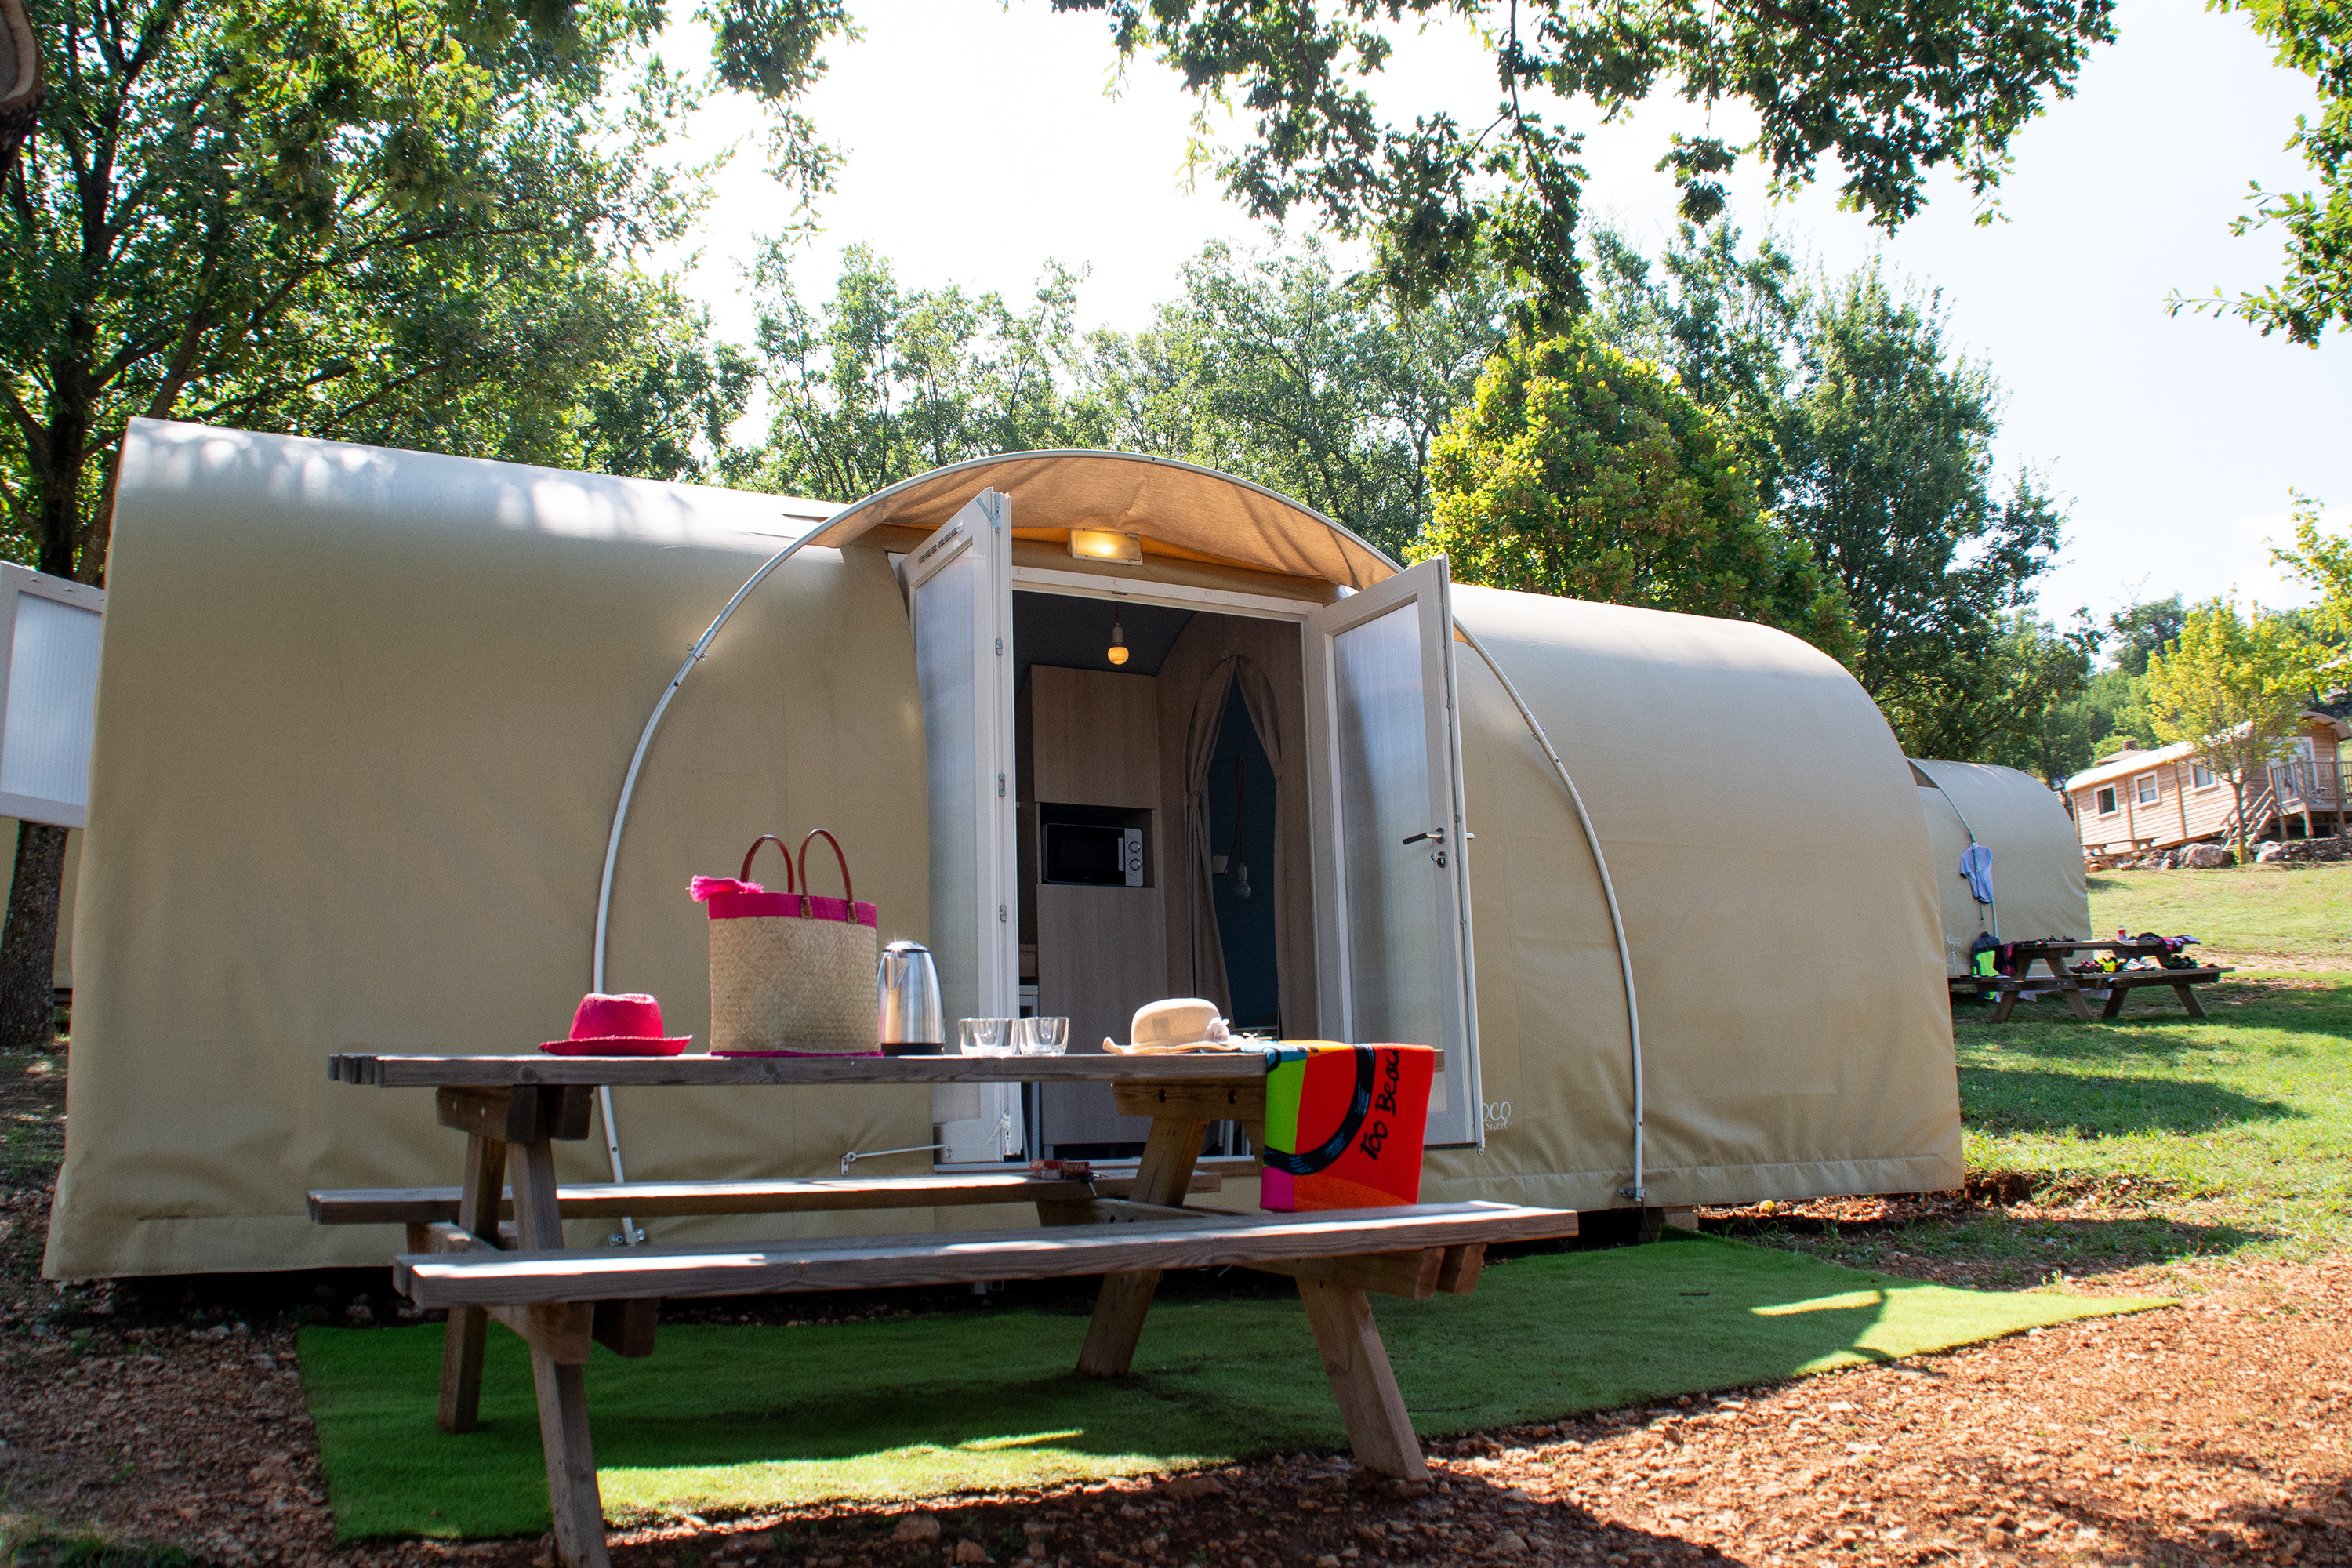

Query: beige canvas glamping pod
[
  {"left": 45, "top": 423, "right": 1956, "bottom": 1279},
  {"left": 1911, "top": 758, "right": 2090, "bottom": 975}
]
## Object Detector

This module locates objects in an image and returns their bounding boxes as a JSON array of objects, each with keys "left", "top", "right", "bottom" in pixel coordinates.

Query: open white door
[
  {"left": 1304, "top": 556, "right": 1481, "bottom": 1147},
  {"left": 905, "top": 491, "right": 1023, "bottom": 1163}
]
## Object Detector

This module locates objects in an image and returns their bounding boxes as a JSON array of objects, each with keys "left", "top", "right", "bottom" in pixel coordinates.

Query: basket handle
[
  {"left": 797, "top": 829, "right": 855, "bottom": 922},
  {"left": 739, "top": 834, "right": 797, "bottom": 894}
]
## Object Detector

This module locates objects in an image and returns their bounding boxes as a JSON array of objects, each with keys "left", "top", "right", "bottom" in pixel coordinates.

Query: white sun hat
[{"left": 1103, "top": 997, "right": 1236, "bottom": 1054}]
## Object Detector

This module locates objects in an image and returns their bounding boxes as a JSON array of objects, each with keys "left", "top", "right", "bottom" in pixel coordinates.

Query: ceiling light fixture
[
  {"left": 1069, "top": 528, "right": 1143, "bottom": 564},
  {"left": 1107, "top": 609, "right": 1130, "bottom": 666}
]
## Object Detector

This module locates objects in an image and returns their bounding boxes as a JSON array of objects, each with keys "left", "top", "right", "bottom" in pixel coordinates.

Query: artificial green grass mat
[{"left": 301, "top": 1230, "right": 2166, "bottom": 1541}]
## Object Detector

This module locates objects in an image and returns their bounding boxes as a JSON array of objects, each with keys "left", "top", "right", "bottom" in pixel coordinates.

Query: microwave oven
[{"left": 1041, "top": 822, "right": 1145, "bottom": 887}]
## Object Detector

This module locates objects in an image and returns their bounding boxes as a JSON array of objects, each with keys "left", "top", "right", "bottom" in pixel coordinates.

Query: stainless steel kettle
[{"left": 876, "top": 939, "right": 944, "bottom": 1055}]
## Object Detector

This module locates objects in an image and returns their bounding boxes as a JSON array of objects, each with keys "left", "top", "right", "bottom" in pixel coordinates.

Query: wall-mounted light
[
  {"left": 1069, "top": 528, "right": 1143, "bottom": 564},
  {"left": 1107, "top": 609, "right": 1130, "bottom": 666}
]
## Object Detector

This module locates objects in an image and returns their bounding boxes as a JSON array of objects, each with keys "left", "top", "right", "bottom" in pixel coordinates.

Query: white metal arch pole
[{"left": 588, "top": 521, "right": 837, "bottom": 1241}]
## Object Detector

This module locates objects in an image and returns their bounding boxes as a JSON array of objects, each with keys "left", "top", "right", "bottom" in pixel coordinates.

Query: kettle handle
[
  {"left": 798, "top": 829, "right": 856, "bottom": 921},
  {"left": 739, "top": 834, "right": 798, "bottom": 893}
]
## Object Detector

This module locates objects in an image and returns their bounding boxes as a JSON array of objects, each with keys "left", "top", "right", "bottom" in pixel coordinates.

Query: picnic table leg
[
  {"left": 2102, "top": 983, "right": 2129, "bottom": 1021},
  {"left": 1076, "top": 1113, "right": 1207, "bottom": 1377},
  {"left": 1990, "top": 983, "right": 2018, "bottom": 1024},
  {"left": 438, "top": 1133, "right": 506, "bottom": 1433},
  {"left": 2173, "top": 979, "right": 2209, "bottom": 1018},
  {"left": 511, "top": 1131, "right": 611, "bottom": 1568},
  {"left": 1294, "top": 1279, "right": 1428, "bottom": 1482},
  {"left": 2045, "top": 955, "right": 2095, "bottom": 1022}
]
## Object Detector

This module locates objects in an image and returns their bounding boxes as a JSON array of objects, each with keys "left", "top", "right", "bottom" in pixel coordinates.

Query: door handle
[{"left": 1402, "top": 828, "right": 1473, "bottom": 868}]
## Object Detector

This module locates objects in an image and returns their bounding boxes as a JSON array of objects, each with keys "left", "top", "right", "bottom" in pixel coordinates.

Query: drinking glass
[
  {"left": 959, "top": 1017, "right": 1011, "bottom": 1057},
  {"left": 1016, "top": 1016, "right": 1069, "bottom": 1056}
]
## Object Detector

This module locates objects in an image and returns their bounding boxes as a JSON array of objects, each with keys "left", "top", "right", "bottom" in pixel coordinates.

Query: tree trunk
[
  {"left": 0, "top": 358, "right": 96, "bottom": 1051},
  {"left": 0, "top": 821, "right": 67, "bottom": 1049}
]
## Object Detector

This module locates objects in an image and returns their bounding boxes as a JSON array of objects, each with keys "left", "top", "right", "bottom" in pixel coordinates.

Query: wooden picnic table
[
  {"left": 1948, "top": 940, "right": 2230, "bottom": 1022},
  {"left": 318, "top": 1049, "right": 1574, "bottom": 1568}
]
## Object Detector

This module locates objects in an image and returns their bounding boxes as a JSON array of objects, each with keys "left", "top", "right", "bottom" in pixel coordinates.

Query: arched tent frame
[{"left": 591, "top": 451, "right": 1650, "bottom": 1218}]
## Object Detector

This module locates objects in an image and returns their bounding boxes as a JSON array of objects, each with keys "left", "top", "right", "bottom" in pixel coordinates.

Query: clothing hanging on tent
[
  {"left": 1959, "top": 842, "right": 1995, "bottom": 906},
  {"left": 1181, "top": 653, "right": 1283, "bottom": 1011}
]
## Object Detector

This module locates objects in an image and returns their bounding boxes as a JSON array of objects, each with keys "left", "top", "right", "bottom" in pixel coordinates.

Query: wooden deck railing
[{"left": 2267, "top": 759, "right": 2352, "bottom": 807}]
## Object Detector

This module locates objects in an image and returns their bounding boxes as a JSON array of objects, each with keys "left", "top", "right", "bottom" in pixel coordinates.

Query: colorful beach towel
[{"left": 1259, "top": 1043, "right": 1436, "bottom": 1212}]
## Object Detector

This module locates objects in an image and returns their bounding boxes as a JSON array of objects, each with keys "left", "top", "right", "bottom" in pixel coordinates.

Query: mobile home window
[
  {"left": 2134, "top": 771, "right": 2159, "bottom": 806},
  {"left": 2096, "top": 786, "right": 2118, "bottom": 815},
  {"left": 2192, "top": 760, "right": 2216, "bottom": 789}
]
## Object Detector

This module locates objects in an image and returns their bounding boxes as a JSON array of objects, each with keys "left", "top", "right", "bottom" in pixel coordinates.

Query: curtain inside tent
[{"left": 1180, "top": 655, "right": 1283, "bottom": 1012}]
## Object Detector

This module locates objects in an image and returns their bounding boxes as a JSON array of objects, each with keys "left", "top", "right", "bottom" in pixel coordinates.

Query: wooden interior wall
[
  {"left": 1030, "top": 666, "right": 1161, "bottom": 808},
  {"left": 1024, "top": 664, "right": 1171, "bottom": 1152},
  {"left": 1155, "top": 612, "right": 1318, "bottom": 1042}
]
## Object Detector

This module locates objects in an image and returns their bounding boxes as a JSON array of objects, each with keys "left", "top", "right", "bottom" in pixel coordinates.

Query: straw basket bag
[{"left": 696, "top": 831, "right": 880, "bottom": 1056}]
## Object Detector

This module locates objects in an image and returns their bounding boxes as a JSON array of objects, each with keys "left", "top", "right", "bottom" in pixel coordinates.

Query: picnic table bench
[
  {"left": 1947, "top": 940, "right": 2231, "bottom": 1022},
  {"left": 318, "top": 1050, "right": 1577, "bottom": 1568}
]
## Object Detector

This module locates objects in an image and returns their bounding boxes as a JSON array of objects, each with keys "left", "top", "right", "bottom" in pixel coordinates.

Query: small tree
[
  {"left": 1417, "top": 323, "right": 1853, "bottom": 657},
  {"left": 2144, "top": 601, "right": 2321, "bottom": 856}
]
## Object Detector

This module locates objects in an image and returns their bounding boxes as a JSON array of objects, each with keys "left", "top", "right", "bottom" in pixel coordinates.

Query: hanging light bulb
[{"left": 1107, "top": 609, "right": 1129, "bottom": 666}]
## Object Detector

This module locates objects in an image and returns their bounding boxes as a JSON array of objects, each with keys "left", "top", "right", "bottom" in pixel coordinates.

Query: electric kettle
[{"left": 876, "top": 939, "right": 944, "bottom": 1055}]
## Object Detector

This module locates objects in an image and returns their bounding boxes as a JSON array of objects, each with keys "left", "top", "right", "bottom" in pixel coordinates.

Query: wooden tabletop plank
[
  {"left": 310, "top": 1173, "right": 1112, "bottom": 1224},
  {"left": 2005, "top": 939, "right": 2186, "bottom": 955},
  {"left": 2085, "top": 966, "right": 2230, "bottom": 984},
  {"left": 327, "top": 1049, "right": 1437, "bottom": 1088},
  {"left": 394, "top": 1200, "right": 1577, "bottom": 1307}
]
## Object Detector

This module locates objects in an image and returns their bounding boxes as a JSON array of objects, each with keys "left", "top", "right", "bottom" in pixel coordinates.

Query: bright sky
[{"left": 652, "top": 0, "right": 2348, "bottom": 640}]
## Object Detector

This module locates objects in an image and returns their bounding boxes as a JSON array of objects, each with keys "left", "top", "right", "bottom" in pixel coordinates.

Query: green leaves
[
  {"left": 0, "top": 0, "right": 848, "bottom": 580},
  {"left": 1585, "top": 223, "right": 2074, "bottom": 757},
  {"left": 1418, "top": 318, "right": 1853, "bottom": 652},
  {"left": 1088, "top": 236, "right": 1523, "bottom": 561},
  {"left": 744, "top": 245, "right": 1102, "bottom": 503},
  {"left": 711, "top": 0, "right": 849, "bottom": 103},
  {"left": 1773, "top": 262, "right": 2067, "bottom": 745},
  {"left": 1056, "top": 0, "right": 2114, "bottom": 308},
  {"left": 735, "top": 234, "right": 1521, "bottom": 558},
  {"left": 2176, "top": 0, "right": 2352, "bottom": 343}
]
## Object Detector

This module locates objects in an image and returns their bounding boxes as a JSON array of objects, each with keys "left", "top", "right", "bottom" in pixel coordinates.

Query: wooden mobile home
[{"left": 2065, "top": 710, "right": 2351, "bottom": 856}]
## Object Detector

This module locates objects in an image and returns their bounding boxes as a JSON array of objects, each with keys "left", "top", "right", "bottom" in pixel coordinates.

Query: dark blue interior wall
[{"left": 1205, "top": 687, "right": 1281, "bottom": 1032}]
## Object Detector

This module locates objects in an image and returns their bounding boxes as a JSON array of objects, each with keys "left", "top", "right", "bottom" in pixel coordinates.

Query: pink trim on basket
[{"left": 704, "top": 891, "right": 877, "bottom": 926}]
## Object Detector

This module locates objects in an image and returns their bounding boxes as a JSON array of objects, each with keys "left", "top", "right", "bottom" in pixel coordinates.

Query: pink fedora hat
[{"left": 539, "top": 993, "right": 693, "bottom": 1057}]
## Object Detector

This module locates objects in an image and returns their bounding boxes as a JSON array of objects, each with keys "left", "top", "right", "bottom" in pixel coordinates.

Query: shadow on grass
[
  {"left": 1961, "top": 1065, "right": 2299, "bottom": 1137},
  {"left": 1714, "top": 1210, "right": 2274, "bottom": 1286}
]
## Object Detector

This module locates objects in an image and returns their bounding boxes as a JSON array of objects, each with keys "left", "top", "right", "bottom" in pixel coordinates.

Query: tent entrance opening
[
  {"left": 1011, "top": 586, "right": 1307, "bottom": 1160},
  {"left": 901, "top": 492, "right": 1480, "bottom": 1169}
]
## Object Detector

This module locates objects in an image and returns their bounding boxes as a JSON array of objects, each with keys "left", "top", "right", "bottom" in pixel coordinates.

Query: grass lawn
[
  {"left": 2086, "top": 858, "right": 2352, "bottom": 968},
  {"left": 1734, "top": 860, "right": 2352, "bottom": 1286}
]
